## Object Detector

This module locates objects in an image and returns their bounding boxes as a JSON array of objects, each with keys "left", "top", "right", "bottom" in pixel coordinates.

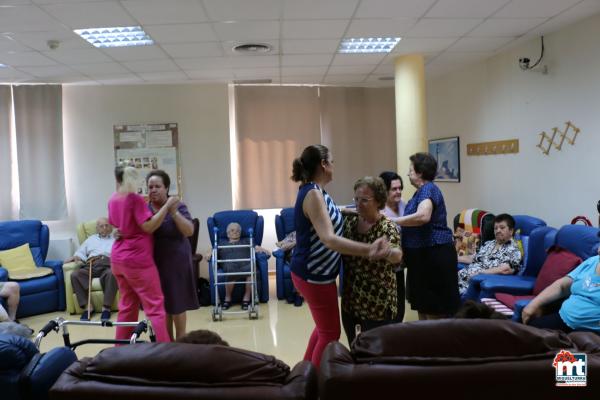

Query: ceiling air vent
[{"left": 232, "top": 43, "right": 272, "bottom": 54}]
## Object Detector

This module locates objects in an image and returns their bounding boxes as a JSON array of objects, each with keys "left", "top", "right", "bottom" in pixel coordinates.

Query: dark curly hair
[
  {"left": 291, "top": 144, "right": 329, "bottom": 183},
  {"left": 379, "top": 171, "right": 403, "bottom": 191},
  {"left": 409, "top": 152, "right": 437, "bottom": 181},
  {"left": 146, "top": 169, "right": 171, "bottom": 194},
  {"left": 176, "top": 329, "right": 229, "bottom": 346}
]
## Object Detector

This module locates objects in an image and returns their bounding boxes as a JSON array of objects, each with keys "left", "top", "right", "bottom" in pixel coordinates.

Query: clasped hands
[{"left": 368, "top": 236, "right": 392, "bottom": 260}]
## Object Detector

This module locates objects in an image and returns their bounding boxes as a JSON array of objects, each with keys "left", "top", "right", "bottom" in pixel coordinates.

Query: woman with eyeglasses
[
  {"left": 394, "top": 153, "right": 460, "bottom": 320},
  {"left": 341, "top": 176, "right": 403, "bottom": 344},
  {"left": 290, "top": 144, "right": 390, "bottom": 368}
]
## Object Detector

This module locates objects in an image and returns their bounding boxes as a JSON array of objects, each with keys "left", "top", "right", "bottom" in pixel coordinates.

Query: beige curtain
[
  {"left": 235, "top": 86, "right": 320, "bottom": 209},
  {"left": 319, "top": 87, "right": 397, "bottom": 203},
  {"left": 0, "top": 86, "right": 12, "bottom": 220},
  {"left": 13, "top": 85, "right": 67, "bottom": 220}
]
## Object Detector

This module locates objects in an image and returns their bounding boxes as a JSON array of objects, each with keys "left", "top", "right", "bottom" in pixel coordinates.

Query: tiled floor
[{"left": 21, "top": 277, "right": 418, "bottom": 367}]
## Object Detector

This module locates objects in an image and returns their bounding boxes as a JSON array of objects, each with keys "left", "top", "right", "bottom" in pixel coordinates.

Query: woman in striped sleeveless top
[{"left": 290, "top": 145, "right": 391, "bottom": 368}]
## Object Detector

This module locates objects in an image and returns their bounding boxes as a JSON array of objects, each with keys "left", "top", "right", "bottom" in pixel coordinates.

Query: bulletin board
[{"left": 113, "top": 123, "right": 181, "bottom": 197}]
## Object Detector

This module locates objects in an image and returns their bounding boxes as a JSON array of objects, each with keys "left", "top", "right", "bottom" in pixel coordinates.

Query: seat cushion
[
  {"left": 17, "top": 274, "right": 58, "bottom": 295},
  {"left": 0, "top": 244, "right": 52, "bottom": 280},
  {"left": 533, "top": 246, "right": 582, "bottom": 295},
  {"left": 495, "top": 293, "right": 535, "bottom": 310}
]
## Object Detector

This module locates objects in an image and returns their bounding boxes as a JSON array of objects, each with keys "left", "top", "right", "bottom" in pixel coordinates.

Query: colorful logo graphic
[{"left": 553, "top": 350, "right": 587, "bottom": 387}]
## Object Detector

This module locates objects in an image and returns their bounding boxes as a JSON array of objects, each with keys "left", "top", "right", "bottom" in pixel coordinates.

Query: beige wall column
[{"left": 394, "top": 54, "right": 427, "bottom": 198}]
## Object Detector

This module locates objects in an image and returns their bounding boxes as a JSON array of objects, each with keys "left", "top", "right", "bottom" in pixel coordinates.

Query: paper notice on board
[
  {"left": 120, "top": 131, "right": 143, "bottom": 142},
  {"left": 147, "top": 130, "right": 173, "bottom": 147}
]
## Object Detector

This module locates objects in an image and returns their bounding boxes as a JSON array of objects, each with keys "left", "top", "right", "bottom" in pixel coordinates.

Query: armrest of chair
[
  {"left": 21, "top": 346, "right": 77, "bottom": 400},
  {"left": 512, "top": 299, "right": 533, "bottom": 322},
  {"left": 457, "top": 262, "right": 468, "bottom": 271},
  {"left": 0, "top": 267, "right": 8, "bottom": 282},
  {"left": 44, "top": 260, "right": 66, "bottom": 310},
  {"left": 61, "top": 261, "right": 82, "bottom": 273},
  {"left": 480, "top": 276, "right": 536, "bottom": 299},
  {"left": 255, "top": 252, "right": 270, "bottom": 303},
  {"left": 272, "top": 249, "right": 285, "bottom": 259}
]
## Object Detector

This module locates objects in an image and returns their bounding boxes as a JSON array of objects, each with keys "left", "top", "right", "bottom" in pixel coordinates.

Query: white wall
[
  {"left": 52, "top": 83, "right": 232, "bottom": 264},
  {"left": 427, "top": 13, "right": 600, "bottom": 229}
]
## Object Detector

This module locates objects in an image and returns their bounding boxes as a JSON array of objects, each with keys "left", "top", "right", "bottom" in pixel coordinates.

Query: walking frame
[{"left": 211, "top": 226, "right": 259, "bottom": 321}]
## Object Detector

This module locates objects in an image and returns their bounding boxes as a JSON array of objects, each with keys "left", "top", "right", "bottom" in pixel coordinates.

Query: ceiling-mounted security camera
[
  {"left": 47, "top": 40, "right": 60, "bottom": 50},
  {"left": 518, "top": 36, "right": 548, "bottom": 74}
]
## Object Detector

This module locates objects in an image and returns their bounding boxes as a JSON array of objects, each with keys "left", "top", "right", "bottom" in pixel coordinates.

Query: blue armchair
[
  {"left": 0, "top": 333, "right": 76, "bottom": 400},
  {"left": 462, "top": 215, "right": 550, "bottom": 302},
  {"left": 273, "top": 207, "right": 297, "bottom": 302},
  {"left": 495, "top": 224, "right": 600, "bottom": 321},
  {"left": 0, "top": 220, "right": 66, "bottom": 318},
  {"left": 207, "top": 210, "right": 269, "bottom": 304}
]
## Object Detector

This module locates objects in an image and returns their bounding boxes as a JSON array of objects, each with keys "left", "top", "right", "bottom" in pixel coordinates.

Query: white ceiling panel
[
  {"left": 331, "top": 53, "right": 386, "bottom": 65},
  {"left": 345, "top": 18, "right": 417, "bottom": 37},
  {"left": 282, "top": 39, "right": 340, "bottom": 54},
  {"left": 69, "top": 62, "right": 129, "bottom": 75},
  {"left": 233, "top": 68, "right": 280, "bottom": 78},
  {"left": 282, "top": 20, "right": 349, "bottom": 39},
  {"left": 33, "top": 0, "right": 105, "bottom": 4},
  {"left": 430, "top": 51, "right": 495, "bottom": 65},
  {"left": 407, "top": 18, "right": 484, "bottom": 37},
  {"left": 144, "top": 24, "right": 218, "bottom": 44},
  {"left": 101, "top": 45, "right": 168, "bottom": 61},
  {"left": 227, "top": 55, "right": 279, "bottom": 68},
  {"left": 0, "top": 51, "right": 57, "bottom": 66},
  {"left": 283, "top": 0, "right": 358, "bottom": 20},
  {"left": 94, "top": 73, "right": 143, "bottom": 85},
  {"left": 469, "top": 18, "right": 546, "bottom": 37},
  {"left": 525, "top": 0, "right": 600, "bottom": 37},
  {"left": 425, "top": 0, "right": 511, "bottom": 18},
  {"left": 185, "top": 69, "right": 235, "bottom": 79},
  {"left": 162, "top": 42, "right": 224, "bottom": 58},
  {"left": 175, "top": 57, "right": 230, "bottom": 70},
  {"left": 122, "top": 58, "right": 181, "bottom": 73},
  {"left": 281, "top": 54, "right": 333, "bottom": 66},
  {"left": 139, "top": 70, "right": 189, "bottom": 82},
  {"left": 0, "top": 35, "right": 31, "bottom": 53},
  {"left": 392, "top": 37, "right": 457, "bottom": 54},
  {"left": 323, "top": 74, "right": 366, "bottom": 84},
  {"left": 18, "top": 64, "right": 78, "bottom": 77},
  {"left": 203, "top": 0, "right": 282, "bottom": 21},
  {"left": 41, "top": 2, "right": 137, "bottom": 29},
  {"left": 122, "top": 0, "right": 208, "bottom": 25},
  {"left": 448, "top": 37, "right": 514, "bottom": 52},
  {"left": 213, "top": 21, "right": 280, "bottom": 41},
  {"left": 281, "top": 66, "right": 328, "bottom": 75},
  {"left": 494, "top": 0, "right": 582, "bottom": 18},
  {"left": 327, "top": 64, "right": 377, "bottom": 74},
  {"left": 280, "top": 75, "right": 323, "bottom": 83},
  {"left": 43, "top": 48, "right": 112, "bottom": 64},
  {"left": 0, "top": 67, "right": 32, "bottom": 80},
  {"left": 7, "top": 30, "right": 88, "bottom": 51},
  {"left": 0, "top": 5, "right": 65, "bottom": 32},
  {"left": 355, "top": 0, "right": 437, "bottom": 18}
]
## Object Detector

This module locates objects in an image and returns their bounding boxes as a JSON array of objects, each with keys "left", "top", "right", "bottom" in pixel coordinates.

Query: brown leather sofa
[
  {"left": 50, "top": 342, "right": 317, "bottom": 400},
  {"left": 320, "top": 319, "right": 600, "bottom": 399}
]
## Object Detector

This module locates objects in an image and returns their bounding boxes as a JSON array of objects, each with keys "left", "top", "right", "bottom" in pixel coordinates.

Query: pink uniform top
[{"left": 108, "top": 192, "right": 154, "bottom": 267}]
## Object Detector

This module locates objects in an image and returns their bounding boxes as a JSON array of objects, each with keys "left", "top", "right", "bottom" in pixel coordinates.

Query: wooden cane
[{"left": 86, "top": 258, "right": 93, "bottom": 320}]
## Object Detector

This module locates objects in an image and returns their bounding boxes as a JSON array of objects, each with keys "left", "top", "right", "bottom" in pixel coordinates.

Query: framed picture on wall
[{"left": 428, "top": 136, "right": 460, "bottom": 183}]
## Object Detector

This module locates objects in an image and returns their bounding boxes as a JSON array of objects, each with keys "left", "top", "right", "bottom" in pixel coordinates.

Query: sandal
[
  {"left": 241, "top": 301, "right": 250, "bottom": 310},
  {"left": 221, "top": 301, "right": 231, "bottom": 310}
]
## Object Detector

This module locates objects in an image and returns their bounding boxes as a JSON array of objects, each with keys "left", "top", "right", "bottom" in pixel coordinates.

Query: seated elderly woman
[
  {"left": 207, "top": 222, "right": 270, "bottom": 310},
  {"left": 341, "top": 176, "right": 403, "bottom": 344},
  {"left": 522, "top": 247, "right": 600, "bottom": 333},
  {"left": 457, "top": 213, "right": 522, "bottom": 295}
]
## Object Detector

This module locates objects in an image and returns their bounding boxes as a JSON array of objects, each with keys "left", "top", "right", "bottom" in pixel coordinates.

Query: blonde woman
[{"left": 108, "top": 166, "right": 176, "bottom": 342}]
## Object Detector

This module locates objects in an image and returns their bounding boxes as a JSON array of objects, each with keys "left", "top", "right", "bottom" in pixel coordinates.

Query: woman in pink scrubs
[{"left": 108, "top": 166, "right": 177, "bottom": 342}]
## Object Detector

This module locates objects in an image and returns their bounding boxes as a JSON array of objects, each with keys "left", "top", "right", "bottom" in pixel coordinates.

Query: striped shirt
[{"left": 290, "top": 182, "right": 343, "bottom": 284}]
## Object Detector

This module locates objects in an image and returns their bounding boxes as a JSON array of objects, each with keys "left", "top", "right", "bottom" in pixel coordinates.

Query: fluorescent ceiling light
[
  {"left": 74, "top": 26, "right": 154, "bottom": 48},
  {"left": 338, "top": 37, "right": 401, "bottom": 54},
  {"left": 0, "top": 63, "right": 7, "bottom": 68}
]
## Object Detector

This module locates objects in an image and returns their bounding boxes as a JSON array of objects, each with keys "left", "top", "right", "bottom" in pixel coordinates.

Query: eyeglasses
[{"left": 353, "top": 197, "right": 373, "bottom": 205}]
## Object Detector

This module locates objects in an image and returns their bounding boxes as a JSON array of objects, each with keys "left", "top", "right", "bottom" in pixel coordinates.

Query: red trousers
[
  {"left": 111, "top": 261, "right": 170, "bottom": 343},
  {"left": 292, "top": 272, "right": 340, "bottom": 368}
]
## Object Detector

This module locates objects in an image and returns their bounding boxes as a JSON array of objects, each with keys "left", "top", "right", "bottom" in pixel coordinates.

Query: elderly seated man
[
  {"left": 0, "top": 281, "right": 20, "bottom": 322},
  {"left": 65, "top": 218, "right": 117, "bottom": 321},
  {"left": 207, "top": 222, "right": 270, "bottom": 311},
  {"left": 457, "top": 213, "right": 522, "bottom": 295}
]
